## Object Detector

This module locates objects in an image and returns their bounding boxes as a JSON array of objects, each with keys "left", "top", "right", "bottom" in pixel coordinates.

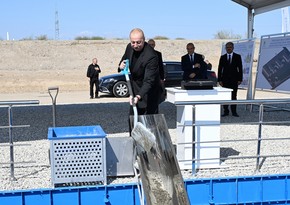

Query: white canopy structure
[{"left": 232, "top": 0, "right": 290, "bottom": 37}]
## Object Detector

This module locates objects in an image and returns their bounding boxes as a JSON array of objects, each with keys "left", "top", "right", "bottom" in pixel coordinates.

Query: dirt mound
[{"left": 0, "top": 39, "right": 229, "bottom": 93}]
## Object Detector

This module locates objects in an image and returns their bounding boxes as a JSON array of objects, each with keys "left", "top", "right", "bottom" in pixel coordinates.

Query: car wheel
[{"left": 113, "top": 81, "right": 129, "bottom": 97}]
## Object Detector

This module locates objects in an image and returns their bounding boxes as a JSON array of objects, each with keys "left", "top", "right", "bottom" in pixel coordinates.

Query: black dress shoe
[
  {"left": 221, "top": 113, "right": 229, "bottom": 117},
  {"left": 232, "top": 113, "right": 239, "bottom": 117}
]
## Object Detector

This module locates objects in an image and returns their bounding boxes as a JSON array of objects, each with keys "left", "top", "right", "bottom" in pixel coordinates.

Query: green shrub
[{"left": 153, "top": 36, "right": 169, "bottom": 40}]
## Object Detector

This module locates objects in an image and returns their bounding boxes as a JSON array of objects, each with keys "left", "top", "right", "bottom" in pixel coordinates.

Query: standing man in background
[
  {"left": 148, "top": 39, "right": 165, "bottom": 82},
  {"left": 87, "top": 58, "right": 101, "bottom": 99},
  {"left": 148, "top": 38, "right": 166, "bottom": 103},
  {"left": 181, "top": 43, "right": 207, "bottom": 81},
  {"left": 218, "top": 42, "right": 243, "bottom": 117}
]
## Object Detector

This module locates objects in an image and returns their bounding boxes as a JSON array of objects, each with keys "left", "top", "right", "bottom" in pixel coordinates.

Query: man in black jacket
[
  {"left": 118, "top": 28, "right": 161, "bottom": 115},
  {"left": 181, "top": 43, "right": 207, "bottom": 80},
  {"left": 148, "top": 38, "right": 166, "bottom": 103},
  {"left": 87, "top": 58, "right": 101, "bottom": 99},
  {"left": 218, "top": 42, "right": 243, "bottom": 117},
  {"left": 147, "top": 39, "right": 165, "bottom": 81}
]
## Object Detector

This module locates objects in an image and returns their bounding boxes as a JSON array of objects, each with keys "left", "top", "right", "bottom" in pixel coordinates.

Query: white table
[{"left": 166, "top": 87, "right": 232, "bottom": 170}]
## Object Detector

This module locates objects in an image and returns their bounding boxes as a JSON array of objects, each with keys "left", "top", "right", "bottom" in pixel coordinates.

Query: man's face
[
  {"left": 130, "top": 32, "right": 144, "bottom": 52},
  {"left": 226, "top": 44, "right": 234, "bottom": 54},
  {"left": 148, "top": 41, "right": 155, "bottom": 48},
  {"left": 186, "top": 45, "right": 195, "bottom": 55}
]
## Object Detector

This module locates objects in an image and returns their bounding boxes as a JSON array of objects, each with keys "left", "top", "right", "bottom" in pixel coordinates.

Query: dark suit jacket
[
  {"left": 155, "top": 50, "right": 165, "bottom": 80},
  {"left": 87, "top": 64, "right": 101, "bottom": 79},
  {"left": 118, "top": 43, "right": 161, "bottom": 111},
  {"left": 218, "top": 52, "right": 243, "bottom": 88},
  {"left": 181, "top": 53, "right": 207, "bottom": 80}
]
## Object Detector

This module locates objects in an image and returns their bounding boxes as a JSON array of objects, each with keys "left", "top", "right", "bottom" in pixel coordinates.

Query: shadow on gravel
[
  {"left": 0, "top": 101, "right": 177, "bottom": 143},
  {"left": 220, "top": 147, "right": 240, "bottom": 163}
]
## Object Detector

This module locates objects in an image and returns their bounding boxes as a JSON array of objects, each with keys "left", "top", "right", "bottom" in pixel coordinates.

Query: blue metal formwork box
[{"left": 48, "top": 125, "right": 107, "bottom": 186}]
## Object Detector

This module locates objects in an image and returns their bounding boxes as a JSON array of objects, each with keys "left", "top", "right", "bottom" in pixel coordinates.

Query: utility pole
[
  {"left": 55, "top": 9, "right": 60, "bottom": 40},
  {"left": 281, "top": 7, "right": 290, "bottom": 33}
]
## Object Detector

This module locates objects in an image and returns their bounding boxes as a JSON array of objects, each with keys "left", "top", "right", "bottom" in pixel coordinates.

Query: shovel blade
[{"left": 131, "top": 114, "right": 190, "bottom": 205}]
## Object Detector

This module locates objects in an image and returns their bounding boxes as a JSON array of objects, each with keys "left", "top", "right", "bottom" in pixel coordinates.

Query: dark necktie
[
  {"left": 228, "top": 54, "right": 231, "bottom": 64},
  {"left": 190, "top": 54, "right": 193, "bottom": 63}
]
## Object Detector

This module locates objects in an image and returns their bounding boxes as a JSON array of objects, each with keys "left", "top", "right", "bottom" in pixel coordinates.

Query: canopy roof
[
  {"left": 232, "top": 0, "right": 290, "bottom": 37},
  {"left": 232, "top": 0, "right": 290, "bottom": 15}
]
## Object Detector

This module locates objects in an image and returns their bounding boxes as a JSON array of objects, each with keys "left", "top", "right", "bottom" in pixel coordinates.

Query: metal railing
[
  {"left": 175, "top": 98, "right": 290, "bottom": 174},
  {"left": 0, "top": 100, "right": 39, "bottom": 180}
]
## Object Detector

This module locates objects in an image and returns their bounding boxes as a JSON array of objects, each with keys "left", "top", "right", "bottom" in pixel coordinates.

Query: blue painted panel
[
  {"left": 212, "top": 179, "right": 237, "bottom": 204},
  {"left": 48, "top": 125, "right": 106, "bottom": 140},
  {"left": 52, "top": 189, "right": 79, "bottom": 205},
  {"left": 80, "top": 187, "right": 106, "bottom": 205},
  {"left": 262, "top": 176, "right": 286, "bottom": 202},
  {"left": 106, "top": 186, "right": 136, "bottom": 205},
  {"left": 237, "top": 177, "right": 262, "bottom": 203},
  {"left": 185, "top": 180, "right": 211, "bottom": 204},
  {"left": 0, "top": 193, "right": 23, "bottom": 205},
  {"left": 24, "top": 191, "right": 51, "bottom": 205}
]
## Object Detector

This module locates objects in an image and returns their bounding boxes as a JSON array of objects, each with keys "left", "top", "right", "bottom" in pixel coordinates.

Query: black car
[{"left": 99, "top": 61, "right": 217, "bottom": 97}]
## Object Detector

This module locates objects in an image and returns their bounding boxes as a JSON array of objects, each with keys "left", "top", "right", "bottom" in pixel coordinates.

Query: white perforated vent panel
[{"left": 50, "top": 138, "right": 106, "bottom": 185}]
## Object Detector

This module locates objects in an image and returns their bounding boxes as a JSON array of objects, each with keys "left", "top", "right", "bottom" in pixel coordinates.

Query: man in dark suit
[
  {"left": 218, "top": 42, "right": 243, "bottom": 117},
  {"left": 148, "top": 39, "right": 166, "bottom": 103},
  {"left": 118, "top": 28, "right": 161, "bottom": 115},
  {"left": 147, "top": 39, "right": 165, "bottom": 81},
  {"left": 86, "top": 58, "right": 101, "bottom": 99},
  {"left": 181, "top": 43, "right": 207, "bottom": 80}
]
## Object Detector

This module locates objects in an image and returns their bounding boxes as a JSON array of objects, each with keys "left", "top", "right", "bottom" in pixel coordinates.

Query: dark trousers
[
  {"left": 223, "top": 84, "right": 238, "bottom": 114},
  {"left": 89, "top": 78, "right": 99, "bottom": 98}
]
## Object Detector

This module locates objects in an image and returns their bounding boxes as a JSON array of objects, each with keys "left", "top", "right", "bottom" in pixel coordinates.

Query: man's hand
[
  {"left": 193, "top": 63, "right": 200, "bottom": 68},
  {"left": 189, "top": 73, "right": 196, "bottom": 79},
  {"left": 129, "top": 95, "right": 141, "bottom": 105},
  {"left": 119, "top": 60, "right": 127, "bottom": 70}
]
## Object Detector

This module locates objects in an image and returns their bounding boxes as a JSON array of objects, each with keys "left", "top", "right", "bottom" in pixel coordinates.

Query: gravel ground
[{"left": 1, "top": 96, "right": 290, "bottom": 191}]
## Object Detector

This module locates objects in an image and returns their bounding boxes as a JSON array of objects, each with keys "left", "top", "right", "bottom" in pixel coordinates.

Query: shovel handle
[{"left": 123, "top": 59, "right": 138, "bottom": 127}]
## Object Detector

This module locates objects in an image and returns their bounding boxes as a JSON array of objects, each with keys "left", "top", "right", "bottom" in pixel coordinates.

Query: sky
[{"left": 0, "top": 0, "right": 287, "bottom": 40}]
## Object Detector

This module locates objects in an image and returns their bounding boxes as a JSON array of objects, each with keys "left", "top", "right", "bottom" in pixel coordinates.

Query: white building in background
[
  {"left": 6, "top": 32, "right": 9, "bottom": 40},
  {"left": 282, "top": 7, "right": 290, "bottom": 33}
]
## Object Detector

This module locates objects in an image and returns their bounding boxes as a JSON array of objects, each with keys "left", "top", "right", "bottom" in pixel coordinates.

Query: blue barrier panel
[
  {"left": 238, "top": 177, "right": 262, "bottom": 203},
  {"left": 185, "top": 179, "right": 211, "bottom": 204},
  {"left": 80, "top": 187, "right": 107, "bottom": 205},
  {"left": 262, "top": 176, "right": 288, "bottom": 203},
  {"left": 53, "top": 189, "right": 80, "bottom": 205},
  {"left": 2, "top": 174, "right": 290, "bottom": 205},
  {"left": 0, "top": 192, "right": 23, "bottom": 205},
  {"left": 24, "top": 191, "right": 51, "bottom": 205},
  {"left": 212, "top": 178, "right": 237, "bottom": 204},
  {"left": 106, "top": 185, "right": 137, "bottom": 205}
]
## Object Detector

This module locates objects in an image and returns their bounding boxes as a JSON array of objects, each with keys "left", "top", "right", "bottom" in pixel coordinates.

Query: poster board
[{"left": 255, "top": 33, "right": 290, "bottom": 93}]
